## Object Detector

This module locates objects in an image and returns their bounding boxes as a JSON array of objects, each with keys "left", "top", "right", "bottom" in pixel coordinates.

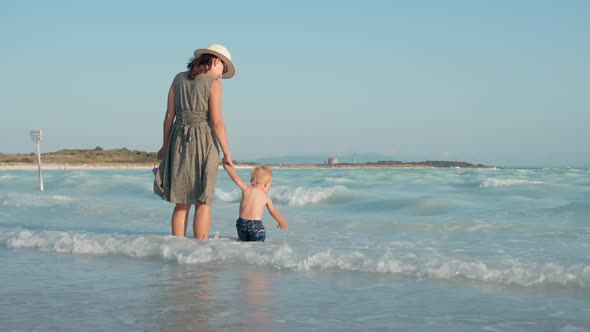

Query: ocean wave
[
  {"left": 2, "top": 229, "right": 589, "bottom": 288},
  {"left": 41, "top": 171, "right": 153, "bottom": 196},
  {"left": 0, "top": 174, "right": 15, "bottom": 181},
  {"left": 560, "top": 325, "right": 589, "bottom": 332},
  {"left": 481, "top": 178, "right": 545, "bottom": 188},
  {"left": 324, "top": 177, "right": 354, "bottom": 183},
  {"left": 215, "top": 186, "right": 356, "bottom": 206},
  {"left": 270, "top": 185, "right": 355, "bottom": 206},
  {"left": 215, "top": 188, "right": 241, "bottom": 203},
  {"left": 0, "top": 193, "right": 76, "bottom": 207},
  {"left": 413, "top": 197, "right": 458, "bottom": 214}
]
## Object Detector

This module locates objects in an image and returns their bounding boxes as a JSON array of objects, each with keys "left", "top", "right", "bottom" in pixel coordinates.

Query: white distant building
[{"left": 327, "top": 157, "right": 339, "bottom": 165}]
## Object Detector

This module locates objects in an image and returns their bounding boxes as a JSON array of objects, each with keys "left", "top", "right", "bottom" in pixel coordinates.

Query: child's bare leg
[
  {"left": 193, "top": 203, "right": 211, "bottom": 240},
  {"left": 171, "top": 203, "right": 190, "bottom": 237}
]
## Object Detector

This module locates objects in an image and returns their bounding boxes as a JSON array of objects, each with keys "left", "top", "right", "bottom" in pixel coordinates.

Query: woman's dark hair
[{"left": 187, "top": 54, "right": 217, "bottom": 80}]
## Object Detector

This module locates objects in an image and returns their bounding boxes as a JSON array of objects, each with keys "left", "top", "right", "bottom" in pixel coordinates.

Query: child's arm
[
  {"left": 223, "top": 163, "right": 249, "bottom": 191},
  {"left": 266, "top": 197, "right": 288, "bottom": 230}
]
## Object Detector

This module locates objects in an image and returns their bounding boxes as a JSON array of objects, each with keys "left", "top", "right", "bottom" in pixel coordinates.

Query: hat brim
[{"left": 193, "top": 49, "right": 235, "bottom": 79}]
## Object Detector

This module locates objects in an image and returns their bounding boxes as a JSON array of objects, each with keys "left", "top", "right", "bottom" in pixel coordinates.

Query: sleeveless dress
[{"left": 154, "top": 72, "right": 220, "bottom": 204}]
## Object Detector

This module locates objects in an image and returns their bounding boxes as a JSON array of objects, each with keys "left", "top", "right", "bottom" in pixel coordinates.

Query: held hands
[
  {"left": 222, "top": 162, "right": 234, "bottom": 175},
  {"left": 222, "top": 153, "right": 234, "bottom": 167}
]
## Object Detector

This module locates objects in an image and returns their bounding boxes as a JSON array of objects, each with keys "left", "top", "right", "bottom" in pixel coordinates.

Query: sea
[{"left": 1, "top": 167, "right": 589, "bottom": 331}]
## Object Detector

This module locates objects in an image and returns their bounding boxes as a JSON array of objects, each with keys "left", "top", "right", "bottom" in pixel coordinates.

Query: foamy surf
[
  {"left": 2, "top": 167, "right": 589, "bottom": 330},
  {"left": 0, "top": 193, "right": 76, "bottom": 207},
  {"left": 215, "top": 185, "right": 356, "bottom": 206},
  {"left": 270, "top": 185, "right": 356, "bottom": 206},
  {"left": 324, "top": 176, "right": 354, "bottom": 183},
  {"left": 2, "top": 228, "right": 588, "bottom": 288},
  {"left": 215, "top": 188, "right": 241, "bottom": 202},
  {"left": 481, "top": 177, "right": 545, "bottom": 188},
  {"left": 214, "top": 185, "right": 357, "bottom": 206}
]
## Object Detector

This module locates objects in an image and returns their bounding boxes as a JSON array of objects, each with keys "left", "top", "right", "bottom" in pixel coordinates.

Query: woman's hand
[
  {"left": 222, "top": 153, "right": 234, "bottom": 167},
  {"left": 157, "top": 146, "right": 167, "bottom": 160}
]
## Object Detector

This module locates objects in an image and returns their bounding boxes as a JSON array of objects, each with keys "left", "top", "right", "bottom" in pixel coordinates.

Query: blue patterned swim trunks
[{"left": 236, "top": 217, "right": 266, "bottom": 242}]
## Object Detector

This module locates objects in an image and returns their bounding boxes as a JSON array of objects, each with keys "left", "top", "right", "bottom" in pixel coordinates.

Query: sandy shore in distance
[
  {"left": 0, "top": 163, "right": 153, "bottom": 171},
  {"left": 0, "top": 162, "right": 437, "bottom": 171}
]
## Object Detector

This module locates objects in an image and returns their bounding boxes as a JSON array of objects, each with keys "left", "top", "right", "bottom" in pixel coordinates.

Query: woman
[{"left": 155, "top": 44, "right": 235, "bottom": 239}]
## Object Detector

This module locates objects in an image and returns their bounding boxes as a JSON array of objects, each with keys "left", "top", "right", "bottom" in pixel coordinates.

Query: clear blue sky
[{"left": 1, "top": 0, "right": 588, "bottom": 166}]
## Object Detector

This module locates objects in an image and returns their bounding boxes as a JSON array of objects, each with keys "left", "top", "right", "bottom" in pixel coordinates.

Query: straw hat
[{"left": 193, "top": 44, "right": 236, "bottom": 79}]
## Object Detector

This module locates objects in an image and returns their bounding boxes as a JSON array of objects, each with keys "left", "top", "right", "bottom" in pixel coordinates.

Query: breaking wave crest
[
  {"left": 215, "top": 185, "right": 356, "bottom": 206},
  {"left": 2, "top": 229, "right": 589, "bottom": 288},
  {"left": 481, "top": 178, "right": 545, "bottom": 188},
  {"left": 270, "top": 185, "right": 355, "bottom": 206}
]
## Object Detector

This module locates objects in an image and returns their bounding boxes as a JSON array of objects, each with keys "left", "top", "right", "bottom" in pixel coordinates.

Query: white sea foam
[
  {"left": 270, "top": 185, "right": 354, "bottom": 206},
  {"left": 215, "top": 188, "right": 241, "bottom": 203},
  {"left": 0, "top": 175, "right": 15, "bottom": 181},
  {"left": 324, "top": 177, "right": 354, "bottom": 183},
  {"left": 216, "top": 185, "right": 355, "bottom": 206},
  {"left": 51, "top": 195, "right": 74, "bottom": 201},
  {"left": 2, "top": 229, "right": 589, "bottom": 288},
  {"left": 560, "top": 325, "right": 589, "bottom": 332},
  {"left": 481, "top": 178, "right": 545, "bottom": 188},
  {"left": 0, "top": 193, "right": 76, "bottom": 207}
]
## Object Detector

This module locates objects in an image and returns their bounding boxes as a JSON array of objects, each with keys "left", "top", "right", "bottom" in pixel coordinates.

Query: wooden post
[{"left": 30, "top": 129, "right": 44, "bottom": 191}]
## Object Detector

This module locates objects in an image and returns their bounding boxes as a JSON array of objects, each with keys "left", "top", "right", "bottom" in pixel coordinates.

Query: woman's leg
[
  {"left": 193, "top": 203, "right": 211, "bottom": 240},
  {"left": 171, "top": 203, "right": 191, "bottom": 236}
]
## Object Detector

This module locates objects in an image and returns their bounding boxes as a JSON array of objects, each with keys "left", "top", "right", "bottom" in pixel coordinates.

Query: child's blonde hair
[{"left": 251, "top": 165, "right": 272, "bottom": 185}]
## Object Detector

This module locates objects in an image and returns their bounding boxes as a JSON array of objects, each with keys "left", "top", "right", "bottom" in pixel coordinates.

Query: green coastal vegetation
[
  {"left": 0, "top": 147, "right": 490, "bottom": 168},
  {"left": 0, "top": 147, "right": 157, "bottom": 164}
]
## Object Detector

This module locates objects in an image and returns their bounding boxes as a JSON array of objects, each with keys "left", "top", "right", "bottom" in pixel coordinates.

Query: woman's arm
[
  {"left": 157, "top": 84, "right": 175, "bottom": 160},
  {"left": 209, "top": 79, "right": 233, "bottom": 166}
]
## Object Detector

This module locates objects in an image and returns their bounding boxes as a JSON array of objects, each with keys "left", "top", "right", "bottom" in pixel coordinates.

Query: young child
[{"left": 223, "top": 164, "right": 287, "bottom": 241}]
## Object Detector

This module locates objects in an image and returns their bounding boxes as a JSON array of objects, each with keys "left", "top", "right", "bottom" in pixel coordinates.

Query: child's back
[
  {"left": 223, "top": 164, "right": 287, "bottom": 241},
  {"left": 239, "top": 186, "right": 269, "bottom": 220}
]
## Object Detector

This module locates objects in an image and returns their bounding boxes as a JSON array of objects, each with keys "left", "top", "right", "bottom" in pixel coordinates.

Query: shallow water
[{"left": 1, "top": 167, "right": 589, "bottom": 331}]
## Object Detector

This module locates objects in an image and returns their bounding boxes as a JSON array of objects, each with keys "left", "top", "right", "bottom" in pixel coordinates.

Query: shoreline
[{"left": 0, "top": 162, "right": 446, "bottom": 171}]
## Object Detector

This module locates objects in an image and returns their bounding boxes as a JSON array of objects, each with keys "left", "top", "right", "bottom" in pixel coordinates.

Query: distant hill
[
  {"left": 247, "top": 153, "right": 490, "bottom": 168},
  {"left": 0, "top": 147, "right": 157, "bottom": 164},
  {"left": 364, "top": 160, "right": 488, "bottom": 168},
  {"left": 0, "top": 148, "right": 491, "bottom": 168},
  {"left": 250, "top": 153, "right": 395, "bottom": 164}
]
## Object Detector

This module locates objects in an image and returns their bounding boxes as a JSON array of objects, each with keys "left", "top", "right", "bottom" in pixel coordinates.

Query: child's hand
[{"left": 277, "top": 219, "right": 288, "bottom": 231}]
